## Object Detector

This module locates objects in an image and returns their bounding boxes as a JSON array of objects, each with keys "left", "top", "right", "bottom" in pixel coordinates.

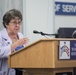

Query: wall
[
  {"left": 23, "top": 0, "right": 76, "bottom": 44},
  {"left": 23, "top": 0, "right": 54, "bottom": 44},
  {"left": 0, "top": 0, "right": 5, "bottom": 30}
]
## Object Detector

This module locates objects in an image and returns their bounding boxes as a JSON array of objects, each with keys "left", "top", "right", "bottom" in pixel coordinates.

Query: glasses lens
[{"left": 10, "top": 21, "right": 22, "bottom": 25}]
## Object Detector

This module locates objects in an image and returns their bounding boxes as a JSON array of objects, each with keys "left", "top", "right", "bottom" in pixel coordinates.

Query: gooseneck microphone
[{"left": 33, "top": 30, "right": 58, "bottom": 37}]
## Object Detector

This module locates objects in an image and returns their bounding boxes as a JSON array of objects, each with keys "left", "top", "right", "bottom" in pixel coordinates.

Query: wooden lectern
[{"left": 8, "top": 38, "right": 76, "bottom": 75}]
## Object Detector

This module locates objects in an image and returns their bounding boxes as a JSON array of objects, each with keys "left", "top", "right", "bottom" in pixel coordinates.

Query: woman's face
[{"left": 6, "top": 18, "right": 22, "bottom": 34}]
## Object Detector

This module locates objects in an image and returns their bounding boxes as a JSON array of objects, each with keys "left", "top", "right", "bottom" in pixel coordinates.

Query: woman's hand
[
  {"left": 11, "top": 37, "right": 29, "bottom": 52},
  {"left": 16, "top": 37, "right": 29, "bottom": 46}
]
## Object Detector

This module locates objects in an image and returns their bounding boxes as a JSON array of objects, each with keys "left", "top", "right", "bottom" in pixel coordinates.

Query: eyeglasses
[{"left": 9, "top": 21, "right": 22, "bottom": 25}]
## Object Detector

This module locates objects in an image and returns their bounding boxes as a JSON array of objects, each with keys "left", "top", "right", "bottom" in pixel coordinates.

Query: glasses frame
[{"left": 9, "top": 21, "right": 22, "bottom": 26}]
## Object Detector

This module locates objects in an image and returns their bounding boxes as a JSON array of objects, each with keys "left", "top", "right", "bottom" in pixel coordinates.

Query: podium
[{"left": 8, "top": 38, "right": 76, "bottom": 75}]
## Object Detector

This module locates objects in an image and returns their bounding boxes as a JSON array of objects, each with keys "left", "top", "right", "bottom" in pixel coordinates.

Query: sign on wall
[
  {"left": 55, "top": 2, "right": 76, "bottom": 15},
  {"left": 59, "top": 40, "right": 76, "bottom": 60}
]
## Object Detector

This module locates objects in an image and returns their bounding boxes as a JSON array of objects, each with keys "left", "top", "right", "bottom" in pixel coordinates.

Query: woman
[{"left": 0, "top": 9, "right": 29, "bottom": 75}]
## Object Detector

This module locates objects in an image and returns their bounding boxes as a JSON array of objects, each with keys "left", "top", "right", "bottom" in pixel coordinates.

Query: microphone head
[{"left": 33, "top": 30, "right": 39, "bottom": 33}]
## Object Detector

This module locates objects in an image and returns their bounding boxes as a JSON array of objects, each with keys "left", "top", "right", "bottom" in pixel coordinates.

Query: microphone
[
  {"left": 33, "top": 30, "right": 41, "bottom": 34},
  {"left": 33, "top": 30, "right": 58, "bottom": 37}
]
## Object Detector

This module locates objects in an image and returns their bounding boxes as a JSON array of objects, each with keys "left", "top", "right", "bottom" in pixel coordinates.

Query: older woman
[{"left": 0, "top": 9, "right": 29, "bottom": 75}]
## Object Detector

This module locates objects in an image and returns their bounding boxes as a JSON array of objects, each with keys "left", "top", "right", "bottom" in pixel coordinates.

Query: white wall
[
  {"left": 55, "top": 0, "right": 76, "bottom": 33},
  {"left": 55, "top": 0, "right": 76, "bottom": 2},
  {"left": 23, "top": 0, "right": 54, "bottom": 44},
  {"left": 0, "top": 0, "right": 5, "bottom": 30}
]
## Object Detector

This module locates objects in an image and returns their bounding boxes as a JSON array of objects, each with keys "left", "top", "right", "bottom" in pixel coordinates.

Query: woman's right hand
[
  {"left": 11, "top": 37, "right": 29, "bottom": 52},
  {"left": 16, "top": 37, "right": 29, "bottom": 46}
]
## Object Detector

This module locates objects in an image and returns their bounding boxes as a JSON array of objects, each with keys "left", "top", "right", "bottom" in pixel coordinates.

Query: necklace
[
  {"left": 11, "top": 36, "right": 18, "bottom": 43},
  {"left": 12, "top": 38, "right": 18, "bottom": 43},
  {"left": 9, "top": 34, "right": 19, "bottom": 43}
]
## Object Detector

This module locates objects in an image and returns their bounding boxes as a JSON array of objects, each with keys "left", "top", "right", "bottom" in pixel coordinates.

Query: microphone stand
[
  {"left": 39, "top": 32, "right": 58, "bottom": 38},
  {"left": 40, "top": 32, "right": 56, "bottom": 35}
]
